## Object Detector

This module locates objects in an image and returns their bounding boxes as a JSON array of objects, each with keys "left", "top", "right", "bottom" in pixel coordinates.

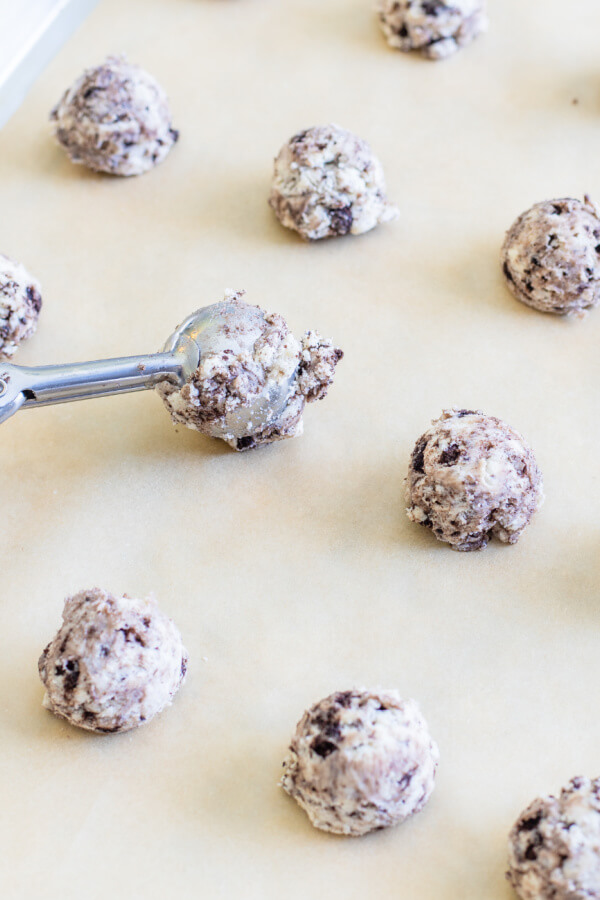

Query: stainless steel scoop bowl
[{"left": 0, "top": 300, "right": 297, "bottom": 439}]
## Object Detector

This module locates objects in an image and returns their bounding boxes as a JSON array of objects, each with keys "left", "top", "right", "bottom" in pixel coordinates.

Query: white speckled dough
[
  {"left": 376, "top": 0, "right": 487, "bottom": 60},
  {"left": 507, "top": 777, "right": 600, "bottom": 900},
  {"left": 38, "top": 588, "right": 187, "bottom": 733},
  {"left": 501, "top": 197, "right": 600, "bottom": 317},
  {"left": 157, "top": 290, "right": 343, "bottom": 451},
  {"left": 406, "top": 409, "right": 544, "bottom": 551},
  {"left": 281, "top": 689, "right": 439, "bottom": 836},
  {"left": 0, "top": 254, "right": 42, "bottom": 360},
  {"left": 50, "top": 55, "right": 178, "bottom": 176},
  {"left": 269, "top": 124, "right": 398, "bottom": 241}
]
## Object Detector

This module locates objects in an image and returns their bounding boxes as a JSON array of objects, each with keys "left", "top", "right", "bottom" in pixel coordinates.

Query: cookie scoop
[
  {"left": 281, "top": 688, "right": 438, "bottom": 836},
  {"left": 51, "top": 54, "right": 178, "bottom": 176},
  {"left": 377, "top": 0, "right": 487, "bottom": 60},
  {"left": 507, "top": 777, "right": 600, "bottom": 900},
  {"left": 157, "top": 290, "right": 342, "bottom": 449},
  {"left": 406, "top": 408, "right": 543, "bottom": 551},
  {"left": 0, "top": 291, "right": 342, "bottom": 451},
  {"left": 501, "top": 196, "right": 600, "bottom": 317},
  {"left": 39, "top": 588, "right": 187, "bottom": 733}
]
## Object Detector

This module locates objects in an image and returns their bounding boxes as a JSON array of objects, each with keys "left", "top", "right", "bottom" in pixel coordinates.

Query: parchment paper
[{"left": 2, "top": 1, "right": 600, "bottom": 897}]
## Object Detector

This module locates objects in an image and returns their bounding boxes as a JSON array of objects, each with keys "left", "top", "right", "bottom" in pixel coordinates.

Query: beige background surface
[{"left": 1, "top": 0, "right": 600, "bottom": 897}]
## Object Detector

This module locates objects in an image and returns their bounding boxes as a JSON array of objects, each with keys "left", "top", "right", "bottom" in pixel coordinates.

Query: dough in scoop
[{"left": 157, "top": 290, "right": 343, "bottom": 451}]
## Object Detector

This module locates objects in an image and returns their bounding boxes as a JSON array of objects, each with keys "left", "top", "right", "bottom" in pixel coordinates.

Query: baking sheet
[
  {"left": 0, "top": 0, "right": 99, "bottom": 128},
  {"left": 2, "top": 0, "right": 600, "bottom": 897}
]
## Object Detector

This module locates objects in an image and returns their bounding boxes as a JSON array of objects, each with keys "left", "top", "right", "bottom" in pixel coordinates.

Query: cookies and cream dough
[
  {"left": 157, "top": 290, "right": 343, "bottom": 451},
  {"left": 501, "top": 196, "right": 600, "bottom": 317},
  {"left": 269, "top": 124, "right": 398, "bottom": 240},
  {"left": 281, "top": 689, "right": 439, "bottom": 836},
  {"left": 406, "top": 409, "right": 543, "bottom": 551},
  {"left": 507, "top": 777, "right": 600, "bottom": 900},
  {"left": 39, "top": 588, "right": 187, "bottom": 733},
  {"left": 50, "top": 55, "right": 178, "bottom": 176},
  {"left": 0, "top": 254, "right": 42, "bottom": 360},
  {"left": 376, "top": 0, "right": 487, "bottom": 60}
]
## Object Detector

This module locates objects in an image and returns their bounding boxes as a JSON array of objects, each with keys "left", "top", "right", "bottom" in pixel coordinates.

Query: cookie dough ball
[
  {"left": 0, "top": 254, "right": 42, "bottom": 359},
  {"left": 269, "top": 124, "right": 398, "bottom": 241},
  {"left": 406, "top": 409, "right": 543, "bottom": 551},
  {"left": 157, "top": 289, "right": 343, "bottom": 451},
  {"left": 39, "top": 588, "right": 187, "bottom": 733},
  {"left": 501, "top": 197, "right": 600, "bottom": 317},
  {"left": 50, "top": 55, "right": 178, "bottom": 176},
  {"left": 376, "top": 0, "right": 487, "bottom": 60},
  {"left": 281, "top": 689, "right": 439, "bottom": 836},
  {"left": 507, "top": 777, "right": 600, "bottom": 900}
]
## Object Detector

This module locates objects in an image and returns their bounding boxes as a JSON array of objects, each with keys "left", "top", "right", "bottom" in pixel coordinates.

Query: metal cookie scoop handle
[
  {"left": 0, "top": 349, "right": 185, "bottom": 424},
  {"left": 0, "top": 301, "right": 295, "bottom": 437}
]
